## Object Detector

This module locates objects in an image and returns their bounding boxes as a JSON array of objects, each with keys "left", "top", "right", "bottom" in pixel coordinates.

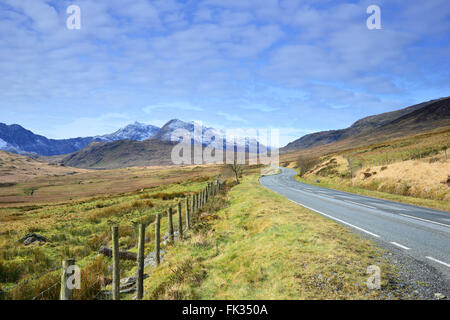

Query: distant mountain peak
[{"left": 96, "top": 122, "right": 160, "bottom": 142}]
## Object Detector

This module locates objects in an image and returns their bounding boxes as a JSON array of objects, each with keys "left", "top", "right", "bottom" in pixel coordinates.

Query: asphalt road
[{"left": 260, "top": 168, "right": 450, "bottom": 282}]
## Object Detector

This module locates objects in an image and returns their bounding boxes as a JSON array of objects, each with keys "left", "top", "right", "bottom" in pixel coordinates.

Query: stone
[{"left": 21, "top": 233, "right": 47, "bottom": 245}]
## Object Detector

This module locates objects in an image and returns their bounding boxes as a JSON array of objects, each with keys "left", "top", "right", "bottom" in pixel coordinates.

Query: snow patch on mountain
[
  {"left": 153, "top": 119, "right": 263, "bottom": 152},
  {"left": 98, "top": 122, "right": 160, "bottom": 142}
]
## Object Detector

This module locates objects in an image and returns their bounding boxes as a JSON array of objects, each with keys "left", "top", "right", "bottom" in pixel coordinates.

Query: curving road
[{"left": 260, "top": 168, "right": 450, "bottom": 282}]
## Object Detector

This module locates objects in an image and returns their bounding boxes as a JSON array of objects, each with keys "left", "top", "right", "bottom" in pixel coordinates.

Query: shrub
[{"left": 297, "top": 156, "right": 320, "bottom": 177}]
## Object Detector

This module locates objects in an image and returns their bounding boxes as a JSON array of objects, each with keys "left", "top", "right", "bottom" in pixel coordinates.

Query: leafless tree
[{"left": 229, "top": 159, "right": 243, "bottom": 184}]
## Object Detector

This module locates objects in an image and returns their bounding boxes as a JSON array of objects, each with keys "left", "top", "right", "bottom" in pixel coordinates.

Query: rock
[
  {"left": 162, "top": 231, "right": 180, "bottom": 246},
  {"left": 21, "top": 233, "right": 47, "bottom": 245},
  {"left": 434, "top": 293, "right": 446, "bottom": 300},
  {"left": 98, "top": 246, "right": 137, "bottom": 261},
  {"left": 144, "top": 250, "right": 165, "bottom": 268}
]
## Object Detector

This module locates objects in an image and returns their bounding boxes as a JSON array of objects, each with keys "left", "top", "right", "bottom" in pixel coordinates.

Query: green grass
[{"left": 142, "top": 174, "right": 405, "bottom": 300}]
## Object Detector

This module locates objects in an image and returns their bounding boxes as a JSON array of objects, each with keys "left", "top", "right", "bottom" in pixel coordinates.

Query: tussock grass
[{"left": 0, "top": 166, "right": 219, "bottom": 299}]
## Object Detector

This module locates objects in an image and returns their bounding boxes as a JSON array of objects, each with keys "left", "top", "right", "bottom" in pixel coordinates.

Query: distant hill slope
[
  {"left": 0, "top": 122, "right": 160, "bottom": 156},
  {"left": 0, "top": 150, "right": 86, "bottom": 183},
  {"left": 61, "top": 139, "right": 179, "bottom": 169},
  {"left": 281, "top": 97, "right": 450, "bottom": 153}
]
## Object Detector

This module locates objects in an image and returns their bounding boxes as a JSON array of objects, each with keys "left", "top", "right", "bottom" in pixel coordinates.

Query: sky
[{"left": 0, "top": 0, "right": 449, "bottom": 147}]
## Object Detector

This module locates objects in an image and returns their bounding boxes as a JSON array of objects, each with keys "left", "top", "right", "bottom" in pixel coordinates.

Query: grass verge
[{"left": 142, "top": 174, "right": 405, "bottom": 300}]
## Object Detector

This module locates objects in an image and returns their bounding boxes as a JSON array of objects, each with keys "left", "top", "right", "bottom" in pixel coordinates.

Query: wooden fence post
[
  {"left": 168, "top": 208, "right": 174, "bottom": 242},
  {"left": 192, "top": 194, "right": 196, "bottom": 215},
  {"left": 155, "top": 213, "right": 161, "bottom": 266},
  {"left": 201, "top": 191, "right": 204, "bottom": 207},
  {"left": 136, "top": 223, "right": 145, "bottom": 300},
  {"left": 60, "top": 258, "right": 75, "bottom": 300},
  {"left": 112, "top": 225, "right": 120, "bottom": 300},
  {"left": 178, "top": 202, "right": 183, "bottom": 239},
  {"left": 186, "top": 197, "right": 191, "bottom": 230}
]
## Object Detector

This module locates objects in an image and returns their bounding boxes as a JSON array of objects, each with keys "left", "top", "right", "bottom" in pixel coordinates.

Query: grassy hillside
[
  {"left": 287, "top": 129, "right": 450, "bottom": 211},
  {"left": 0, "top": 151, "right": 87, "bottom": 183},
  {"left": 62, "top": 140, "right": 178, "bottom": 169},
  {"left": 141, "top": 174, "right": 404, "bottom": 300}
]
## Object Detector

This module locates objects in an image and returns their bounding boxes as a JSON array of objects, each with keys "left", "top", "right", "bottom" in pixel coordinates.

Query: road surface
[{"left": 260, "top": 168, "right": 450, "bottom": 282}]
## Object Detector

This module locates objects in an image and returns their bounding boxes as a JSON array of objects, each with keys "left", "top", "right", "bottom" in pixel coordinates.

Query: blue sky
[{"left": 0, "top": 0, "right": 449, "bottom": 146}]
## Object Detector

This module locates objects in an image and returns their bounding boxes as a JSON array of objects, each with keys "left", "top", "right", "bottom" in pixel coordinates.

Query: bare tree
[
  {"left": 345, "top": 155, "right": 353, "bottom": 179},
  {"left": 229, "top": 159, "right": 243, "bottom": 184},
  {"left": 296, "top": 155, "right": 318, "bottom": 177}
]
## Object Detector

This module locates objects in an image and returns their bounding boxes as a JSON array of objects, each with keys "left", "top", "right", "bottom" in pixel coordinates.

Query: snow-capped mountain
[
  {"left": 0, "top": 122, "right": 160, "bottom": 156},
  {"left": 152, "top": 119, "right": 263, "bottom": 152},
  {"left": 0, "top": 119, "right": 264, "bottom": 157},
  {"left": 97, "top": 122, "right": 160, "bottom": 142}
]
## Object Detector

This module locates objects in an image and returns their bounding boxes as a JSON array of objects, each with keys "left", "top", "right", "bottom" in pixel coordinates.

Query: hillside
[
  {"left": 0, "top": 150, "right": 86, "bottom": 183},
  {"left": 287, "top": 128, "right": 450, "bottom": 211},
  {"left": 62, "top": 139, "right": 179, "bottom": 169},
  {"left": 282, "top": 97, "right": 450, "bottom": 154}
]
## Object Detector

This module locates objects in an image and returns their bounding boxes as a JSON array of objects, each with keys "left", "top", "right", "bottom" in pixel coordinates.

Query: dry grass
[
  {"left": 285, "top": 128, "right": 450, "bottom": 209},
  {"left": 354, "top": 159, "right": 450, "bottom": 201},
  {"left": 0, "top": 160, "right": 221, "bottom": 207}
]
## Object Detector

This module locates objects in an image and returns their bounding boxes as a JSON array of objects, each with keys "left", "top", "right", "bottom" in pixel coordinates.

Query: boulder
[{"left": 21, "top": 233, "right": 47, "bottom": 245}]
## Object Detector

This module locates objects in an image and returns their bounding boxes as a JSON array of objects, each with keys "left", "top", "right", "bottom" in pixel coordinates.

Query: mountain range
[
  {"left": 0, "top": 121, "right": 160, "bottom": 156},
  {"left": 0, "top": 119, "right": 261, "bottom": 158}
]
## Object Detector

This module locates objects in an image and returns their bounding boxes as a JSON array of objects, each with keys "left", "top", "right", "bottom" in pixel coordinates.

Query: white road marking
[
  {"left": 390, "top": 242, "right": 410, "bottom": 250},
  {"left": 399, "top": 213, "right": 450, "bottom": 228},
  {"left": 426, "top": 256, "right": 450, "bottom": 268},
  {"left": 289, "top": 200, "right": 380, "bottom": 238},
  {"left": 343, "top": 200, "right": 376, "bottom": 209}
]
